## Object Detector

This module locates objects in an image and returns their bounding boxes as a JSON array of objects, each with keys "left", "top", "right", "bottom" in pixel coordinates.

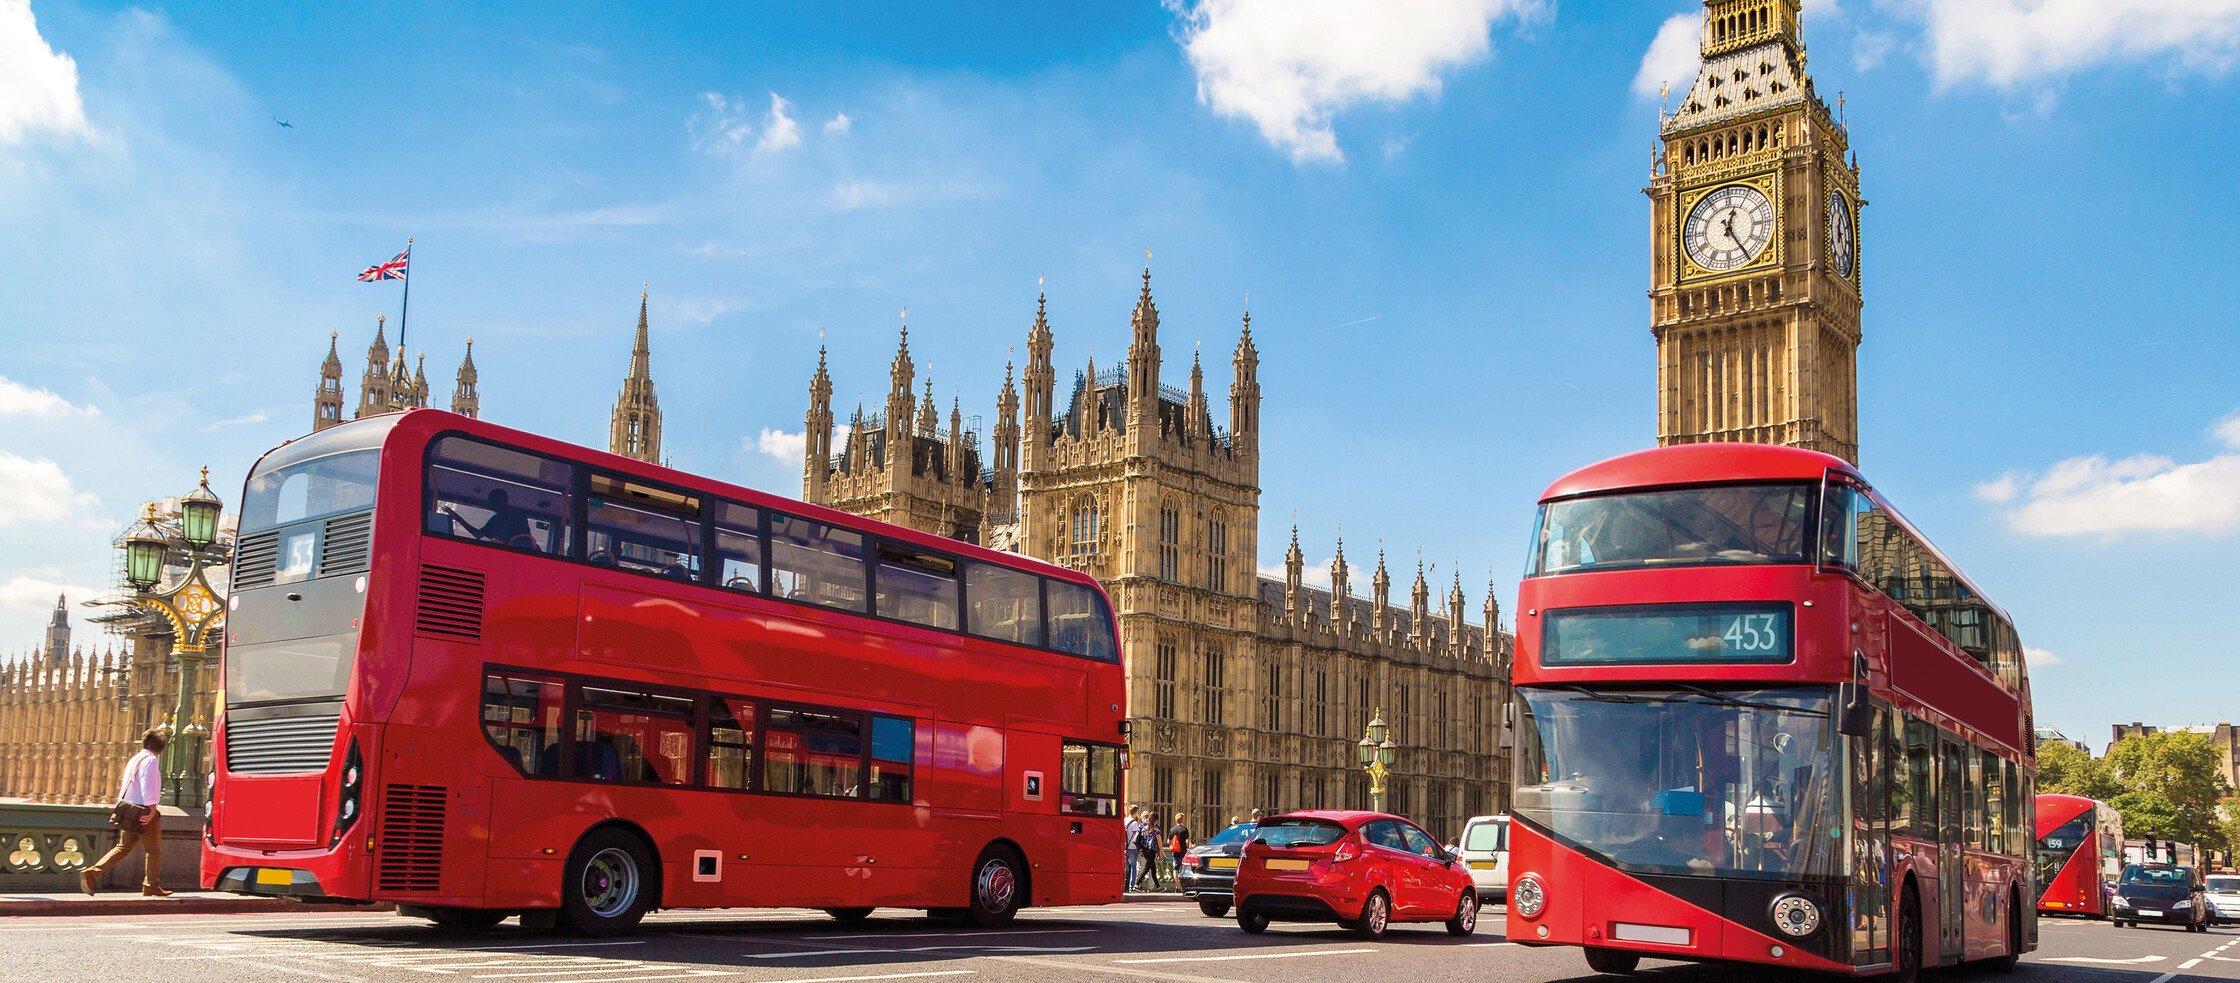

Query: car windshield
[
  {"left": 1530, "top": 484, "right": 1813, "bottom": 576},
  {"left": 1254, "top": 819, "right": 1347, "bottom": 848},
  {"left": 1204, "top": 823, "right": 1257, "bottom": 846},
  {"left": 1513, "top": 686, "right": 1839, "bottom": 880},
  {"left": 2207, "top": 876, "right": 2240, "bottom": 892},
  {"left": 2121, "top": 865, "right": 2193, "bottom": 886}
]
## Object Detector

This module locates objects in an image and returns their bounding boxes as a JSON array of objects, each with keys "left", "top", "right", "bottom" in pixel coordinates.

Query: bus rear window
[
  {"left": 243, "top": 449, "right": 380, "bottom": 534},
  {"left": 1530, "top": 483, "right": 1812, "bottom": 576}
]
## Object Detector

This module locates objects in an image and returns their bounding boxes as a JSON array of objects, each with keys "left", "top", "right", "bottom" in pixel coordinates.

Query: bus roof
[{"left": 1539, "top": 443, "right": 1860, "bottom": 502}]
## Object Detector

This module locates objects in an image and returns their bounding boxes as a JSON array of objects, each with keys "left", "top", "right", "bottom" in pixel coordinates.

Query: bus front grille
[
  {"left": 224, "top": 711, "right": 343, "bottom": 774},
  {"left": 377, "top": 784, "right": 447, "bottom": 893},
  {"left": 233, "top": 531, "right": 280, "bottom": 590},
  {"left": 319, "top": 511, "right": 373, "bottom": 576}
]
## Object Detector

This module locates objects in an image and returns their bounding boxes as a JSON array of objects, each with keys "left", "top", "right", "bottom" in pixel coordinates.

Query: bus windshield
[
  {"left": 1513, "top": 686, "right": 1839, "bottom": 880},
  {"left": 1530, "top": 483, "right": 1813, "bottom": 576}
]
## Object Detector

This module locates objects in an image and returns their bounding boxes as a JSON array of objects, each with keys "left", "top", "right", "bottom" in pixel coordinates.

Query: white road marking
[
  {"left": 1461, "top": 941, "right": 1519, "bottom": 947},
  {"left": 749, "top": 974, "right": 974, "bottom": 983},
  {"left": 2045, "top": 955, "right": 2167, "bottom": 964},
  {"left": 1114, "top": 947, "right": 1375, "bottom": 964},
  {"left": 2177, "top": 958, "right": 2203, "bottom": 970},
  {"left": 2145, "top": 974, "right": 2176, "bottom": 983},
  {"left": 989, "top": 955, "right": 1251, "bottom": 983},
  {"left": 742, "top": 945, "right": 1096, "bottom": 958},
  {"left": 812, "top": 928, "right": 1098, "bottom": 940}
]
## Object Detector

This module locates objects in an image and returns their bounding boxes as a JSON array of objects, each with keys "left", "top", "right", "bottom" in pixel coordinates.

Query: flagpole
[{"left": 397, "top": 237, "right": 413, "bottom": 355}]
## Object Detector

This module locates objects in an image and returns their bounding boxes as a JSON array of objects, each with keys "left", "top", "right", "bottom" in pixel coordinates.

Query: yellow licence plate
[
  {"left": 255, "top": 868, "right": 293, "bottom": 886},
  {"left": 1469, "top": 861, "right": 1498, "bottom": 870},
  {"left": 1264, "top": 859, "right": 1310, "bottom": 871},
  {"left": 1207, "top": 857, "right": 1239, "bottom": 870}
]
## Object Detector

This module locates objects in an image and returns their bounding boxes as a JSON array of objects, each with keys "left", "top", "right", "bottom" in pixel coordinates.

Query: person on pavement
[
  {"left": 1167, "top": 812, "right": 1193, "bottom": 888},
  {"left": 82, "top": 728, "right": 170, "bottom": 897}
]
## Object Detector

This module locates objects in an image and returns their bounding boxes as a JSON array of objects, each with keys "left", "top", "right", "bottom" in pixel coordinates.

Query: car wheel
[
  {"left": 1349, "top": 890, "right": 1390, "bottom": 939},
  {"left": 1581, "top": 947, "right": 1640, "bottom": 974},
  {"left": 559, "top": 828, "right": 654, "bottom": 937},
  {"left": 1238, "top": 910, "right": 1270, "bottom": 934},
  {"left": 824, "top": 907, "right": 874, "bottom": 925},
  {"left": 1199, "top": 899, "right": 1232, "bottom": 918},
  {"left": 1446, "top": 891, "right": 1479, "bottom": 936},
  {"left": 964, "top": 846, "right": 1024, "bottom": 929}
]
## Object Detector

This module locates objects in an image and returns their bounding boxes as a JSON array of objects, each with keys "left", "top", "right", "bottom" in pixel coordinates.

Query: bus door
[{"left": 1937, "top": 737, "right": 1966, "bottom": 962}]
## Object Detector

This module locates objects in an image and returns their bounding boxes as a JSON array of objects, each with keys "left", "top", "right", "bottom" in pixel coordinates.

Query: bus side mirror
[{"left": 1835, "top": 681, "right": 1871, "bottom": 737}]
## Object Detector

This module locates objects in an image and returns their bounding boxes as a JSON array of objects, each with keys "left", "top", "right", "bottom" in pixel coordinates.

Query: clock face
[
  {"left": 1683, "top": 184, "right": 1776, "bottom": 272},
  {"left": 1827, "top": 192, "right": 1856, "bottom": 278}
]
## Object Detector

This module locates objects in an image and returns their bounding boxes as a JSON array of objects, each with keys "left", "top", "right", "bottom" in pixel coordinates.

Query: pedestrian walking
[
  {"left": 1133, "top": 807, "right": 1164, "bottom": 890},
  {"left": 1123, "top": 806, "right": 1145, "bottom": 891},
  {"left": 1167, "top": 812, "right": 1193, "bottom": 888},
  {"left": 82, "top": 728, "right": 170, "bottom": 896}
]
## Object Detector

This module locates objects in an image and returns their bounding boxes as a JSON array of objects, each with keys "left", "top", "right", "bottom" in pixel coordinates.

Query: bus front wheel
[
  {"left": 1582, "top": 948, "right": 1638, "bottom": 974},
  {"left": 401, "top": 904, "right": 507, "bottom": 931},
  {"left": 1893, "top": 884, "right": 1922, "bottom": 983},
  {"left": 964, "top": 846, "right": 1024, "bottom": 929},
  {"left": 560, "top": 827, "right": 655, "bottom": 937}
]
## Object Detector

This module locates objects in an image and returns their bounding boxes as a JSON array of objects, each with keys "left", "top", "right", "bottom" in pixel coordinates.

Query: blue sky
[{"left": 2, "top": 0, "right": 2235, "bottom": 748}]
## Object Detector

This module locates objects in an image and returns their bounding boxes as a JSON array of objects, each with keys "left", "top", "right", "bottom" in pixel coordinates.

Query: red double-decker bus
[
  {"left": 2035, "top": 794, "right": 2121, "bottom": 917},
  {"left": 1506, "top": 444, "right": 2035, "bottom": 978},
  {"left": 205, "top": 410, "right": 1127, "bottom": 934}
]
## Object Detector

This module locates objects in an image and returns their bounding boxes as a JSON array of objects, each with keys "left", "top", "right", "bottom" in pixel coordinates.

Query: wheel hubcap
[
  {"left": 581, "top": 847, "right": 640, "bottom": 918},
  {"left": 1460, "top": 897, "right": 1477, "bottom": 930},
  {"left": 976, "top": 859, "right": 1016, "bottom": 913},
  {"left": 1369, "top": 896, "right": 1387, "bottom": 932}
]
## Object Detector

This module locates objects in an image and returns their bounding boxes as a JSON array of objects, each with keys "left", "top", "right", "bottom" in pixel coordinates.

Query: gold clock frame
[{"left": 1675, "top": 171, "right": 1782, "bottom": 284}]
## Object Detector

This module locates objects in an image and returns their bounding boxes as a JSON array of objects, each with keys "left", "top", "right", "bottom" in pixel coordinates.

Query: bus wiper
[
  {"left": 1670, "top": 683, "right": 1828, "bottom": 717},
  {"left": 1548, "top": 683, "right": 1678, "bottom": 705}
]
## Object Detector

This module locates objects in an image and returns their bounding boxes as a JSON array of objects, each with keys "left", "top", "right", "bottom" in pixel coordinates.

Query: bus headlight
[
  {"left": 1512, "top": 874, "right": 1546, "bottom": 918},
  {"left": 1771, "top": 894, "right": 1821, "bottom": 937}
]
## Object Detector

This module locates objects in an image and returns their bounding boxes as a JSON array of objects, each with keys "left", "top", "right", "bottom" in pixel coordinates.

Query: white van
[{"left": 1457, "top": 814, "right": 1510, "bottom": 902}]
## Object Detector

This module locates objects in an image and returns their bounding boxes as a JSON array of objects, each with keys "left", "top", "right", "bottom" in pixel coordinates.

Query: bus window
[
  {"left": 874, "top": 542, "right": 960, "bottom": 630},
  {"left": 1902, "top": 716, "right": 1934, "bottom": 838},
  {"left": 1531, "top": 484, "right": 1813, "bottom": 575},
  {"left": 704, "top": 697, "right": 757, "bottom": 791},
  {"left": 868, "top": 716, "right": 914, "bottom": 802},
  {"left": 763, "top": 706, "right": 864, "bottom": 797},
  {"left": 585, "top": 474, "right": 702, "bottom": 580},
  {"left": 428, "top": 437, "right": 574, "bottom": 554},
  {"left": 710, "top": 501, "right": 764, "bottom": 594},
  {"left": 1060, "top": 741, "right": 1122, "bottom": 816},
  {"left": 1046, "top": 579, "right": 1118, "bottom": 662},
  {"left": 965, "top": 561, "right": 1043, "bottom": 646},
  {"left": 770, "top": 514, "right": 868, "bottom": 613},
  {"left": 574, "top": 685, "right": 696, "bottom": 785},
  {"left": 482, "top": 672, "right": 563, "bottom": 777}
]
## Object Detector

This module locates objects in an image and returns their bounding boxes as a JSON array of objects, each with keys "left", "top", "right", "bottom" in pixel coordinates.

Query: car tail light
[
  {"left": 1184, "top": 853, "right": 1201, "bottom": 869},
  {"left": 1332, "top": 838, "right": 1361, "bottom": 863}
]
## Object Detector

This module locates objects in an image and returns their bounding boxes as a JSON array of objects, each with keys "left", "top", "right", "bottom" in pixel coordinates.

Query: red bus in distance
[
  {"left": 205, "top": 410, "right": 1127, "bottom": 934},
  {"left": 2035, "top": 794, "right": 2121, "bottom": 918},
  {"left": 1507, "top": 444, "right": 2035, "bottom": 978}
]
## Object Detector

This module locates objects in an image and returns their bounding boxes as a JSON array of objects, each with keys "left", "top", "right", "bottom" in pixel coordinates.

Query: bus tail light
[
  {"left": 1512, "top": 874, "right": 1546, "bottom": 918},
  {"left": 330, "top": 740, "right": 364, "bottom": 847}
]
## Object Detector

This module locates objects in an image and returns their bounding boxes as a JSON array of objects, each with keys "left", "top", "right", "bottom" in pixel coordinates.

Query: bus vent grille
[
  {"left": 319, "top": 511, "right": 374, "bottom": 577},
  {"left": 223, "top": 712, "right": 342, "bottom": 775},
  {"left": 233, "top": 531, "right": 280, "bottom": 590},
  {"left": 376, "top": 784, "right": 447, "bottom": 892},
  {"left": 414, "top": 564, "right": 485, "bottom": 641}
]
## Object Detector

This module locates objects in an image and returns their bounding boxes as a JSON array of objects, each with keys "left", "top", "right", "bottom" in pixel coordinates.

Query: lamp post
[
  {"left": 1358, "top": 708, "right": 1396, "bottom": 813},
  {"left": 118, "top": 468, "right": 230, "bottom": 809}
]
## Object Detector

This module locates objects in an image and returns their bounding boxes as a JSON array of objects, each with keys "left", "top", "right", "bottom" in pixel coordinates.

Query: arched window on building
[
  {"left": 1153, "top": 639, "right": 1178, "bottom": 719},
  {"left": 1263, "top": 658, "right": 1282, "bottom": 731},
  {"left": 1205, "top": 512, "right": 1228, "bottom": 590},
  {"left": 1157, "top": 503, "right": 1180, "bottom": 580},
  {"left": 1071, "top": 498, "right": 1100, "bottom": 556},
  {"left": 1201, "top": 642, "right": 1226, "bottom": 725}
]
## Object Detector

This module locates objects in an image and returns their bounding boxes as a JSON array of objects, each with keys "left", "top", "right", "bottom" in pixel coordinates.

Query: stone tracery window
[
  {"left": 1070, "top": 497, "right": 1100, "bottom": 556},
  {"left": 1158, "top": 503, "right": 1180, "bottom": 581},
  {"left": 1204, "top": 512, "right": 1228, "bottom": 590}
]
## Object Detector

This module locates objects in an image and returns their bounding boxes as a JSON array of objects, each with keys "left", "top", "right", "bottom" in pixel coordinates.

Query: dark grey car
[
  {"left": 2112, "top": 863, "right": 2209, "bottom": 932},
  {"left": 1178, "top": 823, "right": 1258, "bottom": 916}
]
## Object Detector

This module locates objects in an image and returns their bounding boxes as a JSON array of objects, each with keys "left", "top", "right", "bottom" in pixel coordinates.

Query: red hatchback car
[{"left": 1233, "top": 811, "right": 1480, "bottom": 938}]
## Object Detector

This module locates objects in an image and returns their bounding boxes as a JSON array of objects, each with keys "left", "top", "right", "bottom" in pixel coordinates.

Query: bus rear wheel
[
  {"left": 964, "top": 846, "right": 1024, "bottom": 929},
  {"left": 824, "top": 907, "right": 874, "bottom": 925},
  {"left": 560, "top": 828, "right": 654, "bottom": 937},
  {"left": 1581, "top": 947, "right": 1639, "bottom": 974}
]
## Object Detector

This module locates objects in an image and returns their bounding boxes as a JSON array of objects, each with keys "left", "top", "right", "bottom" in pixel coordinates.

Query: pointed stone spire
[
  {"left": 1187, "top": 345, "right": 1207, "bottom": 437},
  {"left": 43, "top": 594, "right": 70, "bottom": 666},
  {"left": 411, "top": 353, "right": 429, "bottom": 408},
  {"left": 314, "top": 331, "right": 345, "bottom": 431},
  {"left": 804, "top": 341, "right": 834, "bottom": 501},
  {"left": 1410, "top": 554, "right": 1432, "bottom": 645},
  {"left": 609, "top": 286, "right": 663, "bottom": 464},
  {"left": 357, "top": 314, "right": 395, "bottom": 418},
  {"left": 886, "top": 315, "right": 916, "bottom": 446},
  {"left": 1126, "top": 261, "right": 1161, "bottom": 434},
  {"left": 1022, "top": 285, "right": 1055, "bottom": 471},
  {"left": 451, "top": 337, "right": 480, "bottom": 418},
  {"left": 1330, "top": 535, "right": 1352, "bottom": 628},
  {"left": 992, "top": 358, "right": 1020, "bottom": 502},
  {"left": 918, "top": 380, "right": 938, "bottom": 436},
  {"left": 1230, "top": 307, "right": 1260, "bottom": 446},
  {"left": 1448, "top": 570, "right": 1468, "bottom": 647},
  {"left": 1283, "top": 522, "right": 1305, "bottom": 623},
  {"left": 1372, "top": 546, "right": 1392, "bottom": 635}
]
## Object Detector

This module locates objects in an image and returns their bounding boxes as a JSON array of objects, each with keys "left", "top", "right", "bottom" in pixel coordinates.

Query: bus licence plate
[
  {"left": 1264, "top": 859, "right": 1310, "bottom": 871},
  {"left": 1207, "top": 857, "right": 1239, "bottom": 870},
  {"left": 255, "top": 868, "right": 293, "bottom": 886}
]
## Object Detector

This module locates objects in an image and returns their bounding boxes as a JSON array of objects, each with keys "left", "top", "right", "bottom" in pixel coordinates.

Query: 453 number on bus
[{"left": 1721, "top": 614, "right": 1784, "bottom": 653}]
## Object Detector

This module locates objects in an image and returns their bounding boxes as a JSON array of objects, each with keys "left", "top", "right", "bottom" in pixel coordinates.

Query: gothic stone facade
[
  {"left": 804, "top": 271, "right": 1513, "bottom": 839},
  {"left": 1651, "top": 0, "right": 1862, "bottom": 462},
  {"left": 0, "top": 599, "right": 204, "bottom": 805}
]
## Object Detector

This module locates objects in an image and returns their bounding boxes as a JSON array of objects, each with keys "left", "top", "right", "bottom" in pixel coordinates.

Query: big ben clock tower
[{"left": 1650, "top": 0, "right": 1861, "bottom": 462}]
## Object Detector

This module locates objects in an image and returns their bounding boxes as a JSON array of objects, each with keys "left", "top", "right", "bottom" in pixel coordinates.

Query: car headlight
[
  {"left": 1771, "top": 893, "right": 1822, "bottom": 938},
  {"left": 2172, "top": 899, "right": 2192, "bottom": 910},
  {"left": 1512, "top": 875, "right": 1546, "bottom": 918},
  {"left": 2110, "top": 895, "right": 2129, "bottom": 907}
]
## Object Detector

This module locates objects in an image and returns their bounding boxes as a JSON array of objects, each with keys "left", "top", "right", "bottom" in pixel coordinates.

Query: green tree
[
  {"left": 2104, "top": 731, "right": 2233, "bottom": 851},
  {"left": 2037, "top": 741, "right": 2122, "bottom": 800}
]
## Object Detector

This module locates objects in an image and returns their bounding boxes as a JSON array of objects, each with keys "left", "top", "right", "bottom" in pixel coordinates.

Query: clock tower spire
[{"left": 1649, "top": 0, "right": 1862, "bottom": 462}]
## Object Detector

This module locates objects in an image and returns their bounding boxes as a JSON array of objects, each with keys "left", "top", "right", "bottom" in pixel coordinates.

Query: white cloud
[
  {"left": 830, "top": 178, "right": 898, "bottom": 210},
  {"left": 0, "top": 451, "right": 98, "bottom": 527},
  {"left": 0, "top": 0, "right": 89, "bottom": 144},
  {"left": 754, "top": 92, "right": 801, "bottom": 156},
  {"left": 1913, "top": 0, "right": 2240, "bottom": 89},
  {"left": 201, "top": 409, "right": 270, "bottom": 432},
  {"left": 1256, "top": 555, "right": 1347, "bottom": 593},
  {"left": 1167, "top": 0, "right": 1546, "bottom": 164},
  {"left": 1986, "top": 415, "right": 2240, "bottom": 538},
  {"left": 754, "top": 427, "right": 805, "bottom": 464},
  {"left": 823, "top": 112, "right": 852, "bottom": 135},
  {"left": 1634, "top": 13, "right": 1703, "bottom": 99},
  {"left": 2024, "top": 646, "right": 2062, "bottom": 667},
  {"left": 0, "top": 374, "right": 98, "bottom": 416}
]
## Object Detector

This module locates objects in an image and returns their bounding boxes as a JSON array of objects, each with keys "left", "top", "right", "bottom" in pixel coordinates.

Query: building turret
[
  {"left": 805, "top": 344, "right": 833, "bottom": 500},
  {"left": 1284, "top": 524, "right": 1304, "bottom": 624},
  {"left": 357, "top": 314, "right": 393, "bottom": 416},
  {"left": 1187, "top": 346, "right": 1208, "bottom": 439},
  {"left": 1448, "top": 572, "right": 1468, "bottom": 649},
  {"left": 411, "top": 354, "right": 429, "bottom": 408},
  {"left": 1230, "top": 310, "right": 1259, "bottom": 449},
  {"left": 1484, "top": 576, "right": 1504, "bottom": 660},
  {"left": 451, "top": 338, "right": 480, "bottom": 418},
  {"left": 1410, "top": 557, "right": 1432, "bottom": 645},
  {"left": 1330, "top": 537, "right": 1351, "bottom": 628},
  {"left": 313, "top": 332, "right": 345, "bottom": 431},
  {"left": 918, "top": 380, "right": 938, "bottom": 437},
  {"left": 1372, "top": 547, "right": 1392, "bottom": 635},
  {"left": 609, "top": 287, "right": 662, "bottom": 464},
  {"left": 848, "top": 403, "right": 868, "bottom": 472},
  {"left": 43, "top": 594, "right": 70, "bottom": 666},
  {"left": 1125, "top": 265, "right": 1160, "bottom": 447},
  {"left": 886, "top": 321, "right": 915, "bottom": 450},
  {"left": 1022, "top": 290, "right": 1054, "bottom": 469},
  {"left": 991, "top": 360, "right": 1020, "bottom": 503},
  {"left": 947, "top": 396, "right": 966, "bottom": 481}
]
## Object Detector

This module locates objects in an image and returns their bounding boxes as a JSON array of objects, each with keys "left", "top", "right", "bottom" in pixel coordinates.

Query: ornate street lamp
[
  {"left": 180, "top": 467, "right": 222, "bottom": 548},
  {"left": 123, "top": 505, "right": 168, "bottom": 591},
  {"left": 105, "top": 468, "right": 231, "bottom": 809},
  {"left": 1359, "top": 709, "right": 1394, "bottom": 813}
]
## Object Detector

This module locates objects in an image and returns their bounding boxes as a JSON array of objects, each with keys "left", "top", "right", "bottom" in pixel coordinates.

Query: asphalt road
[{"left": 2, "top": 902, "right": 2235, "bottom": 983}]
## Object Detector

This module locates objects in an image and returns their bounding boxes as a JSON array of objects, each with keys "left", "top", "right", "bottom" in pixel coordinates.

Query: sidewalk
[{"left": 0, "top": 890, "right": 393, "bottom": 918}]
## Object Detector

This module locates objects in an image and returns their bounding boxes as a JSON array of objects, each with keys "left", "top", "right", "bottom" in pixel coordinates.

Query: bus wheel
[
  {"left": 1581, "top": 948, "right": 1639, "bottom": 974},
  {"left": 1984, "top": 889, "right": 2022, "bottom": 972},
  {"left": 1894, "top": 885, "right": 1922, "bottom": 983},
  {"left": 560, "top": 828, "right": 654, "bottom": 937},
  {"left": 824, "top": 907, "right": 874, "bottom": 925},
  {"left": 964, "top": 846, "right": 1024, "bottom": 929},
  {"left": 425, "top": 906, "right": 507, "bottom": 931}
]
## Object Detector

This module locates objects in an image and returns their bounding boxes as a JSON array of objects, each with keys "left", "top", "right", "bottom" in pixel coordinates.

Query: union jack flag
[{"left": 357, "top": 246, "right": 409, "bottom": 282}]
